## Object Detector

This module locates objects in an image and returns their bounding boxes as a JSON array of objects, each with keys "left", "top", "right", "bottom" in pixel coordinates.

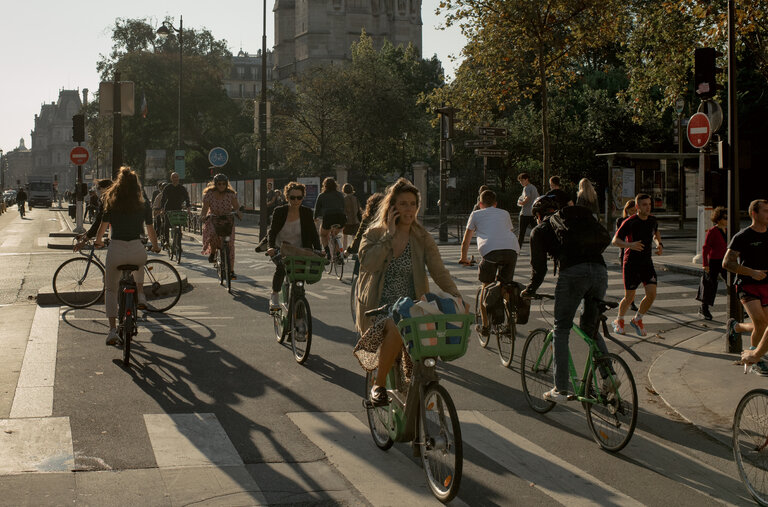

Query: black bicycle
[
  {"left": 473, "top": 280, "right": 523, "bottom": 368},
  {"left": 208, "top": 210, "right": 241, "bottom": 293},
  {"left": 115, "top": 263, "right": 139, "bottom": 366},
  {"left": 166, "top": 210, "right": 187, "bottom": 264}
]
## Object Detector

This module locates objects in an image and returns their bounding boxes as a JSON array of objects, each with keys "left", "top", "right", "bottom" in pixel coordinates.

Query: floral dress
[
  {"left": 201, "top": 190, "right": 237, "bottom": 266},
  {"left": 354, "top": 241, "right": 416, "bottom": 383}
]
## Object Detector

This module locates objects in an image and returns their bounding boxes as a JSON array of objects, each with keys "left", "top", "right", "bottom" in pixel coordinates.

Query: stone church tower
[{"left": 273, "top": 0, "right": 423, "bottom": 83}]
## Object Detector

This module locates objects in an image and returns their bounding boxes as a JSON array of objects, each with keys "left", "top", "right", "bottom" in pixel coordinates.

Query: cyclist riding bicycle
[
  {"left": 200, "top": 174, "right": 242, "bottom": 279},
  {"left": 520, "top": 195, "right": 614, "bottom": 402},
  {"left": 267, "top": 181, "right": 321, "bottom": 311},
  {"left": 74, "top": 179, "right": 113, "bottom": 252},
  {"left": 313, "top": 177, "right": 346, "bottom": 260},
  {"left": 16, "top": 187, "right": 27, "bottom": 215},
  {"left": 93, "top": 167, "right": 161, "bottom": 345},
  {"left": 159, "top": 172, "right": 191, "bottom": 245},
  {"left": 354, "top": 178, "right": 462, "bottom": 406},
  {"left": 458, "top": 189, "right": 520, "bottom": 337}
]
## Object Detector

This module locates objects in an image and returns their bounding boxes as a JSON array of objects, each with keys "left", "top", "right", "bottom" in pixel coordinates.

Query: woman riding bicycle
[
  {"left": 267, "top": 181, "right": 321, "bottom": 311},
  {"left": 200, "top": 174, "right": 242, "bottom": 279},
  {"left": 354, "top": 178, "right": 461, "bottom": 405},
  {"left": 346, "top": 192, "right": 384, "bottom": 256},
  {"left": 94, "top": 167, "right": 161, "bottom": 345}
]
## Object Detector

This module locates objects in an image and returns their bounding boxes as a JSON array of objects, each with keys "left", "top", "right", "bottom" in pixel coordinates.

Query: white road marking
[
  {"left": 144, "top": 413, "right": 243, "bottom": 467},
  {"left": 10, "top": 306, "right": 60, "bottom": 418},
  {"left": 460, "top": 411, "right": 643, "bottom": 506},
  {"left": 0, "top": 417, "right": 74, "bottom": 474},
  {"left": 37, "top": 237, "right": 49, "bottom": 247},
  {"left": 0, "top": 237, "right": 22, "bottom": 248}
]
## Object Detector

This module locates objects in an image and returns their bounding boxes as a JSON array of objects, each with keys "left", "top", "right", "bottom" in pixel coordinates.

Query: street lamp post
[
  {"left": 258, "top": 0, "right": 269, "bottom": 239},
  {"left": 157, "top": 16, "right": 184, "bottom": 150}
]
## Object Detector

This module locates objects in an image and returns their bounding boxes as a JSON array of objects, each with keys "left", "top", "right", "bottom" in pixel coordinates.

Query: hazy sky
[{"left": 0, "top": 0, "right": 466, "bottom": 154}]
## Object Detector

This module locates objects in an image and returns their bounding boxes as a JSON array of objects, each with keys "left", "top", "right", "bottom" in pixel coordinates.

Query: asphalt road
[{"left": 0, "top": 206, "right": 755, "bottom": 505}]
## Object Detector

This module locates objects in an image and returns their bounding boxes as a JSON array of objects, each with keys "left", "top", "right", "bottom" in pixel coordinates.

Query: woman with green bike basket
[
  {"left": 354, "top": 178, "right": 462, "bottom": 405},
  {"left": 267, "top": 182, "right": 321, "bottom": 311}
]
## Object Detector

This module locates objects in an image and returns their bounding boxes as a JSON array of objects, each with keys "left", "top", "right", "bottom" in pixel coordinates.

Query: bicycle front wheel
[
  {"left": 143, "top": 260, "right": 182, "bottom": 312},
  {"left": 223, "top": 244, "right": 232, "bottom": 293},
  {"left": 585, "top": 353, "right": 638, "bottom": 452},
  {"left": 520, "top": 328, "right": 556, "bottom": 414},
  {"left": 336, "top": 253, "right": 344, "bottom": 281},
  {"left": 474, "top": 288, "right": 490, "bottom": 348},
  {"left": 496, "top": 305, "right": 516, "bottom": 368},
  {"left": 349, "top": 273, "right": 358, "bottom": 326},
  {"left": 174, "top": 228, "right": 182, "bottom": 265},
  {"left": 734, "top": 389, "right": 768, "bottom": 506},
  {"left": 365, "top": 369, "right": 393, "bottom": 450},
  {"left": 53, "top": 257, "right": 105, "bottom": 308},
  {"left": 419, "top": 383, "right": 462, "bottom": 503},
  {"left": 291, "top": 296, "right": 312, "bottom": 364}
]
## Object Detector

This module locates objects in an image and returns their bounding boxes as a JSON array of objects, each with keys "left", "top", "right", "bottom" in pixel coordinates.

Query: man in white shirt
[
  {"left": 459, "top": 190, "right": 521, "bottom": 336},
  {"left": 517, "top": 172, "right": 539, "bottom": 246}
]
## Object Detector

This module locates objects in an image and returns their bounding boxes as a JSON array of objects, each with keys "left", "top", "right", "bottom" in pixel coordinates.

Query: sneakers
[
  {"left": 698, "top": 305, "right": 713, "bottom": 320},
  {"left": 105, "top": 328, "right": 120, "bottom": 346},
  {"left": 229, "top": 272, "right": 237, "bottom": 280},
  {"left": 369, "top": 386, "right": 389, "bottom": 407},
  {"left": 727, "top": 318, "right": 741, "bottom": 344},
  {"left": 208, "top": 252, "right": 216, "bottom": 263},
  {"left": 748, "top": 346, "right": 768, "bottom": 377},
  {"left": 613, "top": 319, "right": 625, "bottom": 335},
  {"left": 601, "top": 377, "right": 622, "bottom": 396},
  {"left": 543, "top": 387, "right": 570, "bottom": 403},
  {"left": 629, "top": 318, "right": 647, "bottom": 337},
  {"left": 269, "top": 293, "right": 280, "bottom": 312}
]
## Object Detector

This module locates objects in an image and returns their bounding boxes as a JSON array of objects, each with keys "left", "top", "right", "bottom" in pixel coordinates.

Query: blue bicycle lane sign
[{"left": 208, "top": 147, "right": 229, "bottom": 167}]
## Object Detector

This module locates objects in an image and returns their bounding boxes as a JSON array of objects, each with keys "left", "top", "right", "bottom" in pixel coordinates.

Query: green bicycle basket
[
  {"left": 284, "top": 255, "right": 328, "bottom": 284},
  {"left": 397, "top": 313, "right": 474, "bottom": 362},
  {"left": 166, "top": 210, "right": 188, "bottom": 226}
]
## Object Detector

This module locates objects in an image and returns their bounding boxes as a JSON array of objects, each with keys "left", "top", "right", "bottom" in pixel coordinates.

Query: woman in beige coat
[{"left": 354, "top": 178, "right": 460, "bottom": 405}]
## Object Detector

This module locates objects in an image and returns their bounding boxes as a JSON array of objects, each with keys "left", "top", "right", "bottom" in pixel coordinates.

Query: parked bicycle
[
  {"left": 327, "top": 223, "right": 345, "bottom": 280},
  {"left": 166, "top": 210, "right": 187, "bottom": 264},
  {"left": 207, "top": 210, "right": 240, "bottom": 293},
  {"left": 520, "top": 293, "right": 640, "bottom": 452},
  {"left": 53, "top": 238, "right": 182, "bottom": 312},
  {"left": 268, "top": 247, "right": 327, "bottom": 364},
  {"left": 363, "top": 304, "right": 474, "bottom": 502},
  {"left": 733, "top": 387, "right": 768, "bottom": 505},
  {"left": 473, "top": 278, "right": 524, "bottom": 368}
]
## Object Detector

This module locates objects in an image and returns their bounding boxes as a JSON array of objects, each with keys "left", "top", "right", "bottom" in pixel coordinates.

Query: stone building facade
[
  {"left": 223, "top": 49, "right": 275, "bottom": 100},
  {"left": 273, "top": 0, "right": 423, "bottom": 83},
  {"left": 3, "top": 139, "right": 33, "bottom": 189},
  {"left": 30, "top": 89, "right": 90, "bottom": 193}
]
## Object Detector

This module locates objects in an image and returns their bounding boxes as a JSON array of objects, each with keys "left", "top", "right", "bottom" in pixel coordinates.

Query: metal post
[
  {"left": 678, "top": 112, "right": 685, "bottom": 230},
  {"left": 111, "top": 71, "right": 122, "bottom": 178},
  {"left": 726, "top": 0, "right": 742, "bottom": 352},
  {"left": 258, "top": 0, "right": 269, "bottom": 239},
  {"left": 178, "top": 15, "right": 183, "bottom": 150}
]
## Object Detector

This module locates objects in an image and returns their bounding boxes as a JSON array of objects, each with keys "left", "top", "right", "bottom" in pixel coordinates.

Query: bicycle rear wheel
[
  {"left": 273, "top": 306, "right": 286, "bottom": 343},
  {"left": 496, "top": 305, "right": 516, "bottom": 368},
  {"left": 143, "top": 260, "right": 182, "bottom": 312},
  {"left": 520, "top": 328, "right": 556, "bottom": 414},
  {"left": 336, "top": 252, "right": 344, "bottom": 281},
  {"left": 734, "top": 389, "right": 768, "bottom": 506},
  {"left": 291, "top": 297, "right": 312, "bottom": 364},
  {"left": 474, "top": 288, "right": 490, "bottom": 348},
  {"left": 364, "top": 369, "right": 393, "bottom": 450},
  {"left": 216, "top": 247, "right": 226, "bottom": 286},
  {"left": 223, "top": 244, "right": 232, "bottom": 293},
  {"left": 174, "top": 227, "right": 182, "bottom": 265},
  {"left": 122, "top": 292, "right": 135, "bottom": 367},
  {"left": 349, "top": 273, "right": 358, "bottom": 326},
  {"left": 53, "top": 257, "right": 105, "bottom": 308},
  {"left": 585, "top": 353, "right": 638, "bottom": 452},
  {"left": 419, "top": 383, "right": 462, "bottom": 502}
]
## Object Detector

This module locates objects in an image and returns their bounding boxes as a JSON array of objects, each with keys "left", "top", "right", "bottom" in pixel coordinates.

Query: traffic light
[
  {"left": 695, "top": 48, "right": 723, "bottom": 99},
  {"left": 72, "top": 114, "right": 85, "bottom": 142}
]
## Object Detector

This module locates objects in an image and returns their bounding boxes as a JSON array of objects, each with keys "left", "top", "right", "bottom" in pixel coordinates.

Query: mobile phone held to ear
[{"left": 391, "top": 205, "right": 400, "bottom": 224}]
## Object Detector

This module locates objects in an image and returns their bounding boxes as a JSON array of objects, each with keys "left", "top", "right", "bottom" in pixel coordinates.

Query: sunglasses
[
  {"left": 216, "top": 182, "right": 227, "bottom": 185},
  {"left": 289, "top": 195, "right": 303, "bottom": 200}
]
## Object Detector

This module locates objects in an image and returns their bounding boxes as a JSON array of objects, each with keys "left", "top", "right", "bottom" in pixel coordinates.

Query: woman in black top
[
  {"left": 267, "top": 182, "right": 321, "bottom": 310},
  {"left": 95, "top": 167, "right": 161, "bottom": 345}
]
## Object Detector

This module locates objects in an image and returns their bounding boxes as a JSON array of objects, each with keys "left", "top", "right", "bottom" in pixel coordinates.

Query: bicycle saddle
[
  {"left": 595, "top": 298, "right": 619, "bottom": 310},
  {"left": 117, "top": 264, "right": 139, "bottom": 271}
]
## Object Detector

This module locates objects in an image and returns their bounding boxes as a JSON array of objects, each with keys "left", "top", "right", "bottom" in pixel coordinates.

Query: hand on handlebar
[{"left": 266, "top": 247, "right": 276, "bottom": 257}]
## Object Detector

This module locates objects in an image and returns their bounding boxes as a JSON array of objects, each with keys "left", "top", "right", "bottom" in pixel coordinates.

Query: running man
[
  {"left": 612, "top": 193, "right": 663, "bottom": 336},
  {"left": 726, "top": 200, "right": 768, "bottom": 375},
  {"left": 459, "top": 189, "right": 520, "bottom": 337}
]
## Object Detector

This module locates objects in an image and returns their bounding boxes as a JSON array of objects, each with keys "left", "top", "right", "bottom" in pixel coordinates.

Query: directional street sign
[
  {"left": 464, "top": 139, "right": 497, "bottom": 148},
  {"left": 476, "top": 126, "right": 508, "bottom": 137},
  {"left": 70, "top": 146, "right": 89, "bottom": 166},
  {"left": 475, "top": 149, "right": 509, "bottom": 158},
  {"left": 687, "top": 112, "right": 711, "bottom": 149}
]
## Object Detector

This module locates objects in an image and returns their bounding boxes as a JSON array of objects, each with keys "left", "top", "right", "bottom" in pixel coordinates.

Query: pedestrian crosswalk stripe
[
  {"left": 288, "top": 411, "right": 457, "bottom": 506},
  {"left": 459, "top": 411, "right": 643, "bottom": 506},
  {"left": 144, "top": 413, "right": 243, "bottom": 468},
  {"left": 0, "top": 237, "right": 22, "bottom": 248},
  {"left": 0, "top": 417, "right": 74, "bottom": 474}
]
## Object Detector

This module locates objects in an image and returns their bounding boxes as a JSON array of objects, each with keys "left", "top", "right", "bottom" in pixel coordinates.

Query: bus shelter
[{"left": 596, "top": 152, "right": 700, "bottom": 228}]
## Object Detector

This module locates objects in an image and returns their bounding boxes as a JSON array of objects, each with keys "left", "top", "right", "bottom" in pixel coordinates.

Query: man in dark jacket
[{"left": 521, "top": 196, "right": 614, "bottom": 403}]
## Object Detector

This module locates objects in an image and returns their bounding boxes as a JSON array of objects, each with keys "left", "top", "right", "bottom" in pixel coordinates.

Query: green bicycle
[
  {"left": 520, "top": 293, "right": 640, "bottom": 452},
  {"left": 364, "top": 306, "right": 474, "bottom": 502}
]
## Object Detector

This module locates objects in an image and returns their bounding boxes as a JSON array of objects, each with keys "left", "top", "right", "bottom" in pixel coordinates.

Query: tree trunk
[{"left": 539, "top": 51, "right": 550, "bottom": 187}]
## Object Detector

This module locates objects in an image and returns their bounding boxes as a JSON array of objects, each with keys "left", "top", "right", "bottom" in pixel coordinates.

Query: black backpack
[
  {"left": 547, "top": 205, "right": 611, "bottom": 265},
  {"left": 483, "top": 282, "right": 506, "bottom": 325}
]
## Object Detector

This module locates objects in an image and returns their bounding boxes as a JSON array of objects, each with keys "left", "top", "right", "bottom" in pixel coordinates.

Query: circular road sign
[
  {"left": 70, "top": 146, "right": 90, "bottom": 165},
  {"left": 208, "top": 147, "right": 229, "bottom": 167},
  {"left": 687, "top": 112, "right": 711, "bottom": 149}
]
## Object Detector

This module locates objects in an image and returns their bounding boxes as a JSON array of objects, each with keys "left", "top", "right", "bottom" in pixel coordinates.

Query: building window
[
  {"left": 239, "top": 84, "right": 244, "bottom": 98},
  {"left": 237, "top": 66, "right": 245, "bottom": 77}
]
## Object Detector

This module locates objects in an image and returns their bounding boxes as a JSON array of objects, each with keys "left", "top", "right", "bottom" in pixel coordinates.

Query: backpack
[
  {"left": 483, "top": 282, "right": 506, "bottom": 326},
  {"left": 547, "top": 205, "right": 611, "bottom": 265}
]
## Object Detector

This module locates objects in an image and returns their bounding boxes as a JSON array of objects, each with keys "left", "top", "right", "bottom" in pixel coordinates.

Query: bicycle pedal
[{"left": 567, "top": 394, "right": 577, "bottom": 401}]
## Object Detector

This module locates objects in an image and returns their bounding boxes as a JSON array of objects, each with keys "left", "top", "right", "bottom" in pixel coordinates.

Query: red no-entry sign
[
  {"left": 687, "top": 112, "right": 711, "bottom": 149},
  {"left": 70, "top": 146, "right": 89, "bottom": 165}
]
